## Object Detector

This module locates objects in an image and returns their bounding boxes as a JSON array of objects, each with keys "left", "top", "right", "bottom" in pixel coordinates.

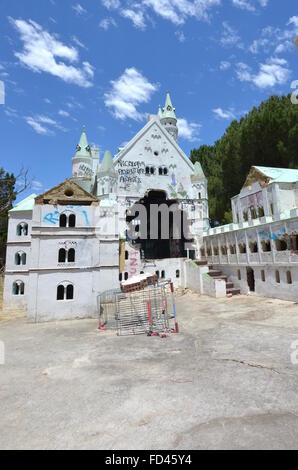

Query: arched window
[
  {"left": 150, "top": 167, "right": 155, "bottom": 175},
  {"left": 163, "top": 168, "right": 168, "bottom": 175},
  {"left": 15, "top": 253, "right": 21, "bottom": 265},
  {"left": 261, "top": 270, "right": 266, "bottom": 282},
  {"left": 261, "top": 240, "right": 271, "bottom": 252},
  {"left": 243, "top": 211, "right": 248, "bottom": 222},
  {"left": 161, "top": 270, "right": 165, "bottom": 279},
  {"left": 239, "top": 243, "right": 247, "bottom": 254},
  {"left": 68, "top": 214, "right": 76, "bottom": 228},
  {"left": 258, "top": 206, "right": 265, "bottom": 218},
  {"left": 68, "top": 249, "right": 75, "bottom": 263},
  {"left": 124, "top": 272, "right": 129, "bottom": 281},
  {"left": 275, "top": 239, "right": 287, "bottom": 252},
  {"left": 15, "top": 252, "right": 26, "bottom": 266},
  {"left": 159, "top": 167, "right": 163, "bottom": 175},
  {"left": 176, "top": 270, "right": 180, "bottom": 278},
  {"left": 287, "top": 271, "right": 292, "bottom": 285},
  {"left": 155, "top": 270, "right": 160, "bottom": 279},
  {"left": 275, "top": 270, "right": 280, "bottom": 284},
  {"left": 66, "top": 284, "right": 74, "bottom": 300},
  {"left": 145, "top": 166, "right": 150, "bottom": 175},
  {"left": 16, "top": 223, "right": 28, "bottom": 237},
  {"left": 12, "top": 280, "right": 25, "bottom": 296},
  {"left": 58, "top": 248, "right": 66, "bottom": 263},
  {"left": 59, "top": 214, "right": 67, "bottom": 228},
  {"left": 57, "top": 284, "right": 65, "bottom": 300},
  {"left": 125, "top": 250, "right": 129, "bottom": 260},
  {"left": 119, "top": 273, "right": 123, "bottom": 282},
  {"left": 230, "top": 244, "right": 236, "bottom": 255},
  {"left": 249, "top": 242, "right": 258, "bottom": 253},
  {"left": 57, "top": 283, "right": 74, "bottom": 301}
]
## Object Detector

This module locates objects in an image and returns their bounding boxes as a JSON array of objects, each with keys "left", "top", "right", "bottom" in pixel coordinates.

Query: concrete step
[
  {"left": 208, "top": 270, "right": 223, "bottom": 277},
  {"left": 195, "top": 260, "right": 208, "bottom": 266},
  {"left": 227, "top": 288, "right": 241, "bottom": 296},
  {"left": 212, "top": 275, "right": 228, "bottom": 282}
]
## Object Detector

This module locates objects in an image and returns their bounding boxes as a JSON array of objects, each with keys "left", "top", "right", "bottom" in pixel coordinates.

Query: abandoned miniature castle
[{"left": 3, "top": 93, "right": 298, "bottom": 321}]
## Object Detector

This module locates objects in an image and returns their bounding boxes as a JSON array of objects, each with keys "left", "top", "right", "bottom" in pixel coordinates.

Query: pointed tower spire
[
  {"left": 76, "top": 125, "right": 91, "bottom": 157},
  {"left": 162, "top": 91, "right": 177, "bottom": 120},
  {"left": 160, "top": 91, "right": 178, "bottom": 142}
]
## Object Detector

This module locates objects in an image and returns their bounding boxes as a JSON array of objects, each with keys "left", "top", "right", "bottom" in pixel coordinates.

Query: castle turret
[
  {"left": 159, "top": 92, "right": 178, "bottom": 143},
  {"left": 97, "top": 150, "right": 117, "bottom": 198},
  {"left": 72, "top": 126, "right": 95, "bottom": 192}
]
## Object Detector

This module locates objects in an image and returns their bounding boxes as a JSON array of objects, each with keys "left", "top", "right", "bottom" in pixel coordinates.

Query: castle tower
[
  {"left": 97, "top": 150, "right": 117, "bottom": 198},
  {"left": 72, "top": 126, "right": 95, "bottom": 192},
  {"left": 191, "top": 161, "right": 209, "bottom": 232},
  {"left": 159, "top": 92, "right": 178, "bottom": 143}
]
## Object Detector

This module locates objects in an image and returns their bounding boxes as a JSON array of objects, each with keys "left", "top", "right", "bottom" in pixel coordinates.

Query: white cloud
[
  {"left": 121, "top": 8, "right": 146, "bottom": 29},
  {"left": 25, "top": 114, "right": 66, "bottom": 135},
  {"left": 32, "top": 180, "right": 43, "bottom": 191},
  {"left": 102, "top": 0, "right": 121, "bottom": 9},
  {"left": 249, "top": 16, "right": 298, "bottom": 56},
  {"left": 104, "top": 67, "right": 158, "bottom": 121},
  {"left": 236, "top": 57, "right": 291, "bottom": 89},
  {"left": 101, "top": 0, "right": 220, "bottom": 28},
  {"left": 232, "top": 0, "right": 255, "bottom": 12},
  {"left": 0, "top": 80, "right": 5, "bottom": 105},
  {"left": 220, "top": 22, "right": 243, "bottom": 48},
  {"left": 72, "top": 4, "right": 87, "bottom": 15},
  {"left": 72, "top": 36, "right": 87, "bottom": 50},
  {"left": 219, "top": 60, "right": 231, "bottom": 70},
  {"left": 177, "top": 118, "right": 201, "bottom": 141},
  {"left": 175, "top": 30, "right": 186, "bottom": 43},
  {"left": 25, "top": 116, "right": 53, "bottom": 135},
  {"left": 10, "top": 18, "right": 94, "bottom": 88},
  {"left": 213, "top": 107, "right": 236, "bottom": 119},
  {"left": 58, "top": 110, "right": 70, "bottom": 117},
  {"left": 99, "top": 17, "right": 117, "bottom": 30},
  {"left": 232, "top": 0, "right": 268, "bottom": 10}
]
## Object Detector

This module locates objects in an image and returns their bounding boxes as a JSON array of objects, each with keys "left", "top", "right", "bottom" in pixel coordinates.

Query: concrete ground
[{"left": 1, "top": 292, "right": 298, "bottom": 450}]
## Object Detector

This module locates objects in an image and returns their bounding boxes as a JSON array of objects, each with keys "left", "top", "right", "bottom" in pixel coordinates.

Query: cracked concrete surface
[{"left": 1, "top": 293, "right": 298, "bottom": 449}]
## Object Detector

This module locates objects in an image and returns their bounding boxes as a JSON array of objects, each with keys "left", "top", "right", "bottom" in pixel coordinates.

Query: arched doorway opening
[
  {"left": 126, "top": 190, "right": 192, "bottom": 260},
  {"left": 247, "top": 267, "right": 255, "bottom": 292}
]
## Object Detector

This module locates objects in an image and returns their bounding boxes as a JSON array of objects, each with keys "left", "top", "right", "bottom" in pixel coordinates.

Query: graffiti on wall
[{"left": 43, "top": 205, "right": 90, "bottom": 226}]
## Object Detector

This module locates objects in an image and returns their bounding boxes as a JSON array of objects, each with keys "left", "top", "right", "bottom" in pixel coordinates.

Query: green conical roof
[
  {"left": 193, "top": 161, "right": 205, "bottom": 178},
  {"left": 76, "top": 126, "right": 91, "bottom": 157},
  {"left": 161, "top": 92, "right": 177, "bottom": 120},
  {"left": 100, "top": 150, "right": 113, "bottom": 173}
]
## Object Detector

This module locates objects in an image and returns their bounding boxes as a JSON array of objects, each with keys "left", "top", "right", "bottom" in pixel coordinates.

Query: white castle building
[{"left": 3, "top": 93, "right": 298, "bottom": 322}]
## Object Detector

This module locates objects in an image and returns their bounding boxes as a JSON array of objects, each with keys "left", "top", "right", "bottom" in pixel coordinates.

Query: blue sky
[{"left": 0, "top": 0, "right": 297, "bottom": 196}]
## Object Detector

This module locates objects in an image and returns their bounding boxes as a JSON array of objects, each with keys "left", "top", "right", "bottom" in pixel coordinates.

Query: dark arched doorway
[
  {"left": 126, "top": 190, "right": 192, "bottom": 260},
  {"left": 247, "top": 267, "right": 255, "bottom": 292}
]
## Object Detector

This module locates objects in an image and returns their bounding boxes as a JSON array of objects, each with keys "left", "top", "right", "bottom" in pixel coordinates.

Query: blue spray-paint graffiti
[
  {"left": 258, "top": 227, "right": 286, "bottom": 241},
  {"left": 43, "top": 206, "right": 90, "bottom": 226}
]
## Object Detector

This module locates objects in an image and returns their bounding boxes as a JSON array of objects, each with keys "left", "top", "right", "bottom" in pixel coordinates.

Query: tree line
[{"left": 190, "top": 94, "right": 298, "bottom": 226}]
